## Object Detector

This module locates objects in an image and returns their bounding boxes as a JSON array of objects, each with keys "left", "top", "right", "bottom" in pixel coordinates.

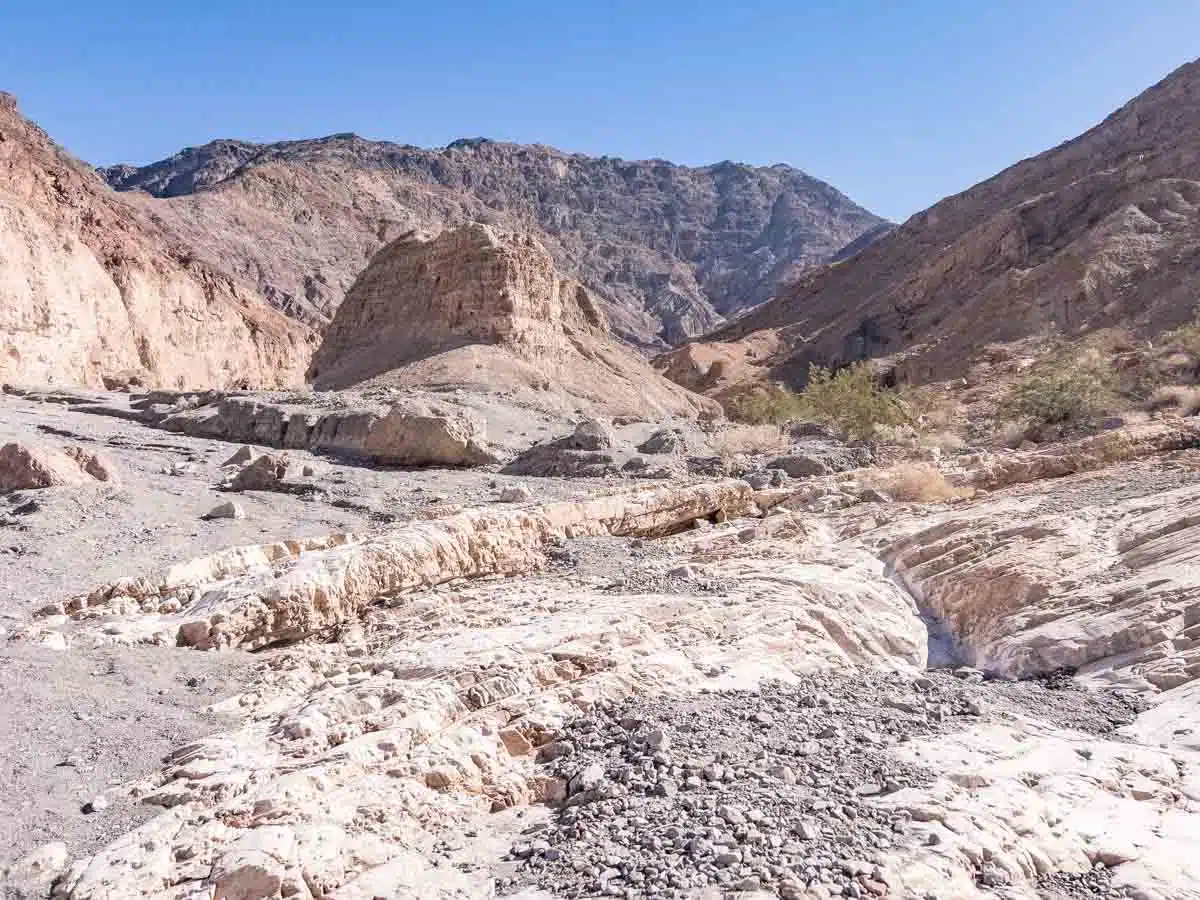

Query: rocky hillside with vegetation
[{"left": 101, "top": 135, "right": 888, "bottom": 345}]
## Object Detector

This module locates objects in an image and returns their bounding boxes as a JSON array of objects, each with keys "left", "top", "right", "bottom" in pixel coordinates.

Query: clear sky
[{"left": 3, "top": 1, "right": 1196, "bottom": 221}]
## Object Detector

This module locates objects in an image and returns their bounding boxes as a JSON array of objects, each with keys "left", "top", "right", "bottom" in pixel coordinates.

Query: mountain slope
[
  {"left": 102, "top": 137, "right": 887, "bottom": 346},
  {"left": 663, "top": 59, "right": 1200, "bottom": 391},
  {"left": 0, "top": 93, "right": 315, "bottom": 390}
]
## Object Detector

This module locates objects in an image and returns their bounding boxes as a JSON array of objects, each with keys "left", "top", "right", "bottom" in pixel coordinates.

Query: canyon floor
[{"left": 1, "top": 391, "right": 1198, "bottom": 900}]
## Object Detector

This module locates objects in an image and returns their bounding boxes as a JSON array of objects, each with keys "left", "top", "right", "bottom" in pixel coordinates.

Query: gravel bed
[{"left": 496, "top": 669, "right": 1140, "bottom": 899}]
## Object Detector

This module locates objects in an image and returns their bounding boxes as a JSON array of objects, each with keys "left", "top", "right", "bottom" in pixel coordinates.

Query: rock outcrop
[
  {"left": 2, "top": 387, "right": 510, "bottom": 468},
  {"left": 58, "top": 480, "right": 757, "bottom": 650},
  {"left": 0, "top": 442, "right": 116, "bottom": 490},
  {"left": 308, "top": 225, "right": 720, "bottom": 420},
  {"left": 0, "top": 93, "right": 316, "bottom": 390},
  {"left": 101, "top": 134, "right": 888, "bottom": 345},
  {"left": 662, "top": 59, "right": 1200, "bottom": 392}
]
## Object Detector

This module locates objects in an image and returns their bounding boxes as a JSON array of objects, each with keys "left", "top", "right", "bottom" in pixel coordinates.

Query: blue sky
[{"left": 3, "top": 1, "right": 1196, "bottom": 221}]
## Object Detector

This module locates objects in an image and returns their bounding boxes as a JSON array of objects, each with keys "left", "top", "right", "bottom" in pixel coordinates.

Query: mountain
[
  {"left": 0, "top": 93, "right": 315, "bottom": 390},
  {"left": 101, "top": 136, "right": 888, "bottom": 346},
  {"left": 661, "top": 59, "right": 1200, "bottom": 392},
  {"left": 309, "top": 224, "right": 716, "bottom": 419}
]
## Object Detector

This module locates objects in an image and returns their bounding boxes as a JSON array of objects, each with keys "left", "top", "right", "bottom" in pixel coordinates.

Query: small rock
[
  {"left": 768, "top": 765, "right": 798, "bottom": 785},
  {"left": 499, "top": 484, "right": 533, "bottom": 503},
  {"left": 979, "top": 864, "right": 1012, "bottom": 887},
  {"left": 569, "top": 762, "right": 606, "bottom": 796},
  {"left": 644, "top": 728, "right": 671, "bottom": 751},
  {"left": 796, "top": 820, "right": 821, "bottom": 840},
  {"left": 202, "top": 501, "right": 246, "bottom": 520}
]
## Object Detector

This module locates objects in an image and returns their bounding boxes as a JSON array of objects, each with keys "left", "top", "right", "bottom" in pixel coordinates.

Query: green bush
[
  {"left": 726, "top": 384, "right": 805, "bottom": 426},
  {"left": 799, "top": 363, "right": 907, "bottom": 440},
  {"left": 1161, "top": 318, "right": 1200, "bottom": 356},
  {"left": 727, "top": 363, "right": 907, "bottom": 439},
  {"left": 998, "top": 358, "right": 1118, "bottom": 427}
]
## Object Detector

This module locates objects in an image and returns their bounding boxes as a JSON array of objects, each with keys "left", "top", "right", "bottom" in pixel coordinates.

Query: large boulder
[
  {"left": 566, "top": 419, "right": 615, "bottom": 451},
  {"left": 502, "top": 419, "right": 622, "bottom": 477},
  {"left": 767, "top": 442, "right": 873, "bottom": 478},
  {"left": 501, "top": 445, "right": 617, "bottom": 479},
  {"left": 226, "top": 452, "right": 290, "bottom": 492},
  {"left": 146, "top": 391, "right": 504, "bottom": 469},
  {"left": 361, "top": 400, "right": 499, "bottom": 467},
  {"left": 637, "top": 428, "right": 685, "bottom": 455}
]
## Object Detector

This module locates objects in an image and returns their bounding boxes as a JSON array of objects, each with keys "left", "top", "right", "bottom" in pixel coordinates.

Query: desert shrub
[
  {"left": 1160, "top": 316, "right": 1200, "bottom": 357},
  {"left": 1145, "top": 384, "right": 1200, "bottom": 416},
  {"left": 799, "top": 363, "right": 907, "bottom": 440},
  {"left": 997, "top": 356, "right": 1118, "bottom": 428},
  {"left": 864, "top": 462, "right": 973, "bottom": 503},
  {"left": 726, "top": 363, "right": 908, "bottom": 439},
  {"left": 997, "top": 419, "right": 1032, "bottom": 449},
  {"left": 709, "top": 424, "right": 790, "bottom": 460},
  {"left": 725, "top": 384, "right": 805, "bottom": 426}
]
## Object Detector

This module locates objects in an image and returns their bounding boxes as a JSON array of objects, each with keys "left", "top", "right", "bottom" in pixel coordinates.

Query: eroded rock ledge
[{"left": 55, "top": 480, "right": 757, "bottom": 650}]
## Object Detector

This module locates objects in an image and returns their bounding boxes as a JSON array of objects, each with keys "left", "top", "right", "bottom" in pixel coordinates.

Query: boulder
[
  {"left": 768, "top": 442, "right": 873, "bottom": 478},
  {"left": 361, "top": 400, "right": 499, "bottom": 467},
  {"left": 0, "top": 442, "right": 116, "bottom": 490},
  {"left": 502, "top": 419, "right": 623, "bottom": 478},
  {"left": 637, "top": 428, "right": 684, "bottom": 454},
  {"left": 203, "top": 501, "right": 246, "bottom": 520},
  {"left": 768, "top": 453, "right": 833, "bottom": 478},
  {"left": 502, "top": 445, "right": 617, "bottom": 478},
  {"left": 499, "top": 484, "right": 533, "bottom": 503},
  {"left": 568, "top": 419, "right": 616, "bottom": 451},
  {"left": 227, "top": 453, "right": 289, "bottom": 492},
  {"left": 221, "top": 445, "right": 256, "bottom": 468}
]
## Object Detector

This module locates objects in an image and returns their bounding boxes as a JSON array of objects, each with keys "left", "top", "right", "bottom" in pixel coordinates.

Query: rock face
[
  {"left": 0, "top": 93, "right": 316, "bottom": 391},
  {"left": 664, "top": 59, "right": 1200, "bottom": 391},
  {"left": 308, "top": 225, "right": 720, "bottom": 420},
  {"left": 100, "top": 135, "right": 888, "bottom": 345}
]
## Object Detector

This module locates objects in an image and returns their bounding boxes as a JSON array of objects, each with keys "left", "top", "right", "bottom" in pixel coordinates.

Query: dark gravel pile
[
  {"left": 1037, "top": 865, "right": 1128, "bottom": 899},
  {"left": 497, "top": 669, "right": 1140, "bottom": 899}
]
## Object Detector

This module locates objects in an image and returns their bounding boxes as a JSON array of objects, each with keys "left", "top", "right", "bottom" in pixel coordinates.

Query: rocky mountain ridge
[
  {"left": 101, "top": 134, "right": 888, "bottom": 345},
  {"left": 662, "top": 59, "right": 1200, "bottom": 393}
]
